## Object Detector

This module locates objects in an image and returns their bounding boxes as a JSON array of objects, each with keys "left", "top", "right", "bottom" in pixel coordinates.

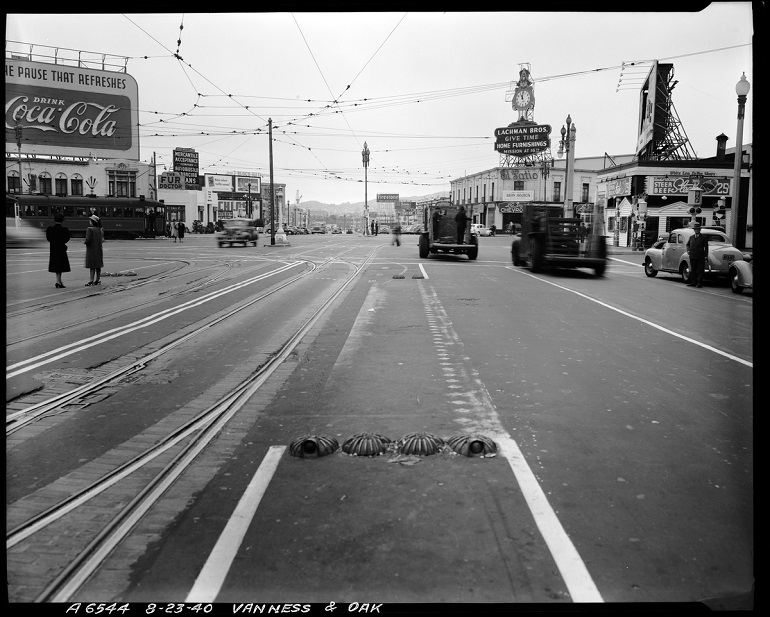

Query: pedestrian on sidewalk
[
  {"left": 178, "top": 221, "right": 185, "bottom": 243},
  {"left": 171, "top": 220, "right": 179, "bottom": 243},
  {"left": 46, "top": 213, "right": 71, "bottom": 288},
  {"left": 84, "top": 215, "right": 104, "bottom": 286}
]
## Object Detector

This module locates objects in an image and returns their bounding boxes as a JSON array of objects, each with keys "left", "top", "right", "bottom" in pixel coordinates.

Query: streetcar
[{"left": 5, "top": 194, "right": 168, "bottom": 239}]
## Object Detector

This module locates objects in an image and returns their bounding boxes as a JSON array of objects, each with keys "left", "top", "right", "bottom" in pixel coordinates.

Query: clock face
[{"left": 514, "top": 89, "right": 532, "bottom": 109}]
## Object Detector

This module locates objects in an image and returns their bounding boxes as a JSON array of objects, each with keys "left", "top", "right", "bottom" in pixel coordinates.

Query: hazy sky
[{"left": 6, "top": 6, "right": 754, "bottom": 205}]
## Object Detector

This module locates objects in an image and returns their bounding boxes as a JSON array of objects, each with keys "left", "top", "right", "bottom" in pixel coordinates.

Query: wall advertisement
[{"left": 5, "top": 58, "right": 140, "bottom": 159}]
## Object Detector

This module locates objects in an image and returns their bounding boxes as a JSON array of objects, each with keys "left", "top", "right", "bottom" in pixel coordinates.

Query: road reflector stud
[
  {"left": 342, "top": 432, "right": 392, "bottom": 456},
  {"left": 446, "top": 434, "right": 497, "bottom": 457},
  {"left": 392, "top": 274, "right": 405, "bottom": 279},
  {"left": 412, "top": 275, "right": 424, "bottom": 279},
  {"left": 289, "top": 435, "right": 339, "bottom": 458},
  {"left": 397, "top": 432, "right": 444, "bottom": 456}
]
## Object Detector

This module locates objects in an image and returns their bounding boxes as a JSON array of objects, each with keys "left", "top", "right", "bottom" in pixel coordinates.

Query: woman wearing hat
[
  {"left": 46, "top": 213, "right": 71, "bottom": 288},
  {"left": 84, "top": 214, "right": 105, "bottom": 286}
]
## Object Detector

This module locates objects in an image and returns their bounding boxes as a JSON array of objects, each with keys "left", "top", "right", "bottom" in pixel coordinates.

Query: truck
[
  {"left": 510, "top": 203, "right": 607, "bottom": 276},
  {"left": 418, "top": 202, "right": 478, "bottom": 260}
]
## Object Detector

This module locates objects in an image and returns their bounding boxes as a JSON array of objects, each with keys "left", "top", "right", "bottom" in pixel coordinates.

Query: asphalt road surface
[{"left": 6, "top": 232, "right": 753, "bottom": 609}]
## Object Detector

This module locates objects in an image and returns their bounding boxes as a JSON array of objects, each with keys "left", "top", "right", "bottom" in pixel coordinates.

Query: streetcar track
[{"left": 7, "top": 246, "right": 380, "bottom": 602}]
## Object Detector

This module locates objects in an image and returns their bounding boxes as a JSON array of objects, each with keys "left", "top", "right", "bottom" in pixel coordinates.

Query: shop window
[
  {"left": 108, "top": 170, "right": 137, "bottom": 198},
  {"left": 553, "top": 182, "right": 561, "bottom": 202},
  {"left": 608, "top": 217, "right": 615, "bottom": 231},
  {"left": 582, "top": 183, "right": 589, "bottom": 202},
  {"left": 514, "top": 181, "right": 524, "bottom": 191}
]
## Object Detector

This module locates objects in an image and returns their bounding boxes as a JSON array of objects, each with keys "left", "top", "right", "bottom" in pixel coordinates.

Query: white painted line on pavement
[
  {"left": 505, "top": 266, "right": 752, "bottom": 368},
  {"left": 418, "top": 263, "right": 429, "bottom": 279},
  {"left": 495, "top": 435, "right": 604, "bottom": 603},
  {"left": 186, "top": 445, "right": 286, "bottom": 603}
]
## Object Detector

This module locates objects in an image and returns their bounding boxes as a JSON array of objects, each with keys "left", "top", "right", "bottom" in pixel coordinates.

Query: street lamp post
[
  {"left": 557, "top": 115, "right": 576, "bottom": 218},
  {"left": 730, "top": 73, "right": 750, "bottom": 247},
  {"left": 362, "top": 142, "right": 370, "bottom": 236},
  {"left": 540, "top": 158, "right": 553, "bottom": 202},
  {"left": 15, "top": 122, "right": 23, "bottom": 195}
]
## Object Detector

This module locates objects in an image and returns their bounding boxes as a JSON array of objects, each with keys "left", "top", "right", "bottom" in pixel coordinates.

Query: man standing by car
[{"left": 686, "top": 222, "right": 708, "bottom": 287}]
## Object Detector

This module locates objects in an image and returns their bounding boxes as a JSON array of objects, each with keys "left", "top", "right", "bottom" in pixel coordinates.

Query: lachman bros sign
[{"left": 5, "top": 58, "right": 140, "bottom": 160}]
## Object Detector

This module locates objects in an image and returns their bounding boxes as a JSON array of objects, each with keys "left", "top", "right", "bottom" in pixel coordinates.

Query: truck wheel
[
  {"left": 530, "top": 237, "right": 544, "bottom": 273},
  {"left": 594, "top": 261, "right": 606, "bottom": 277},
  {"left": 419, "top": 234, "right": 429, "bottom": 258},
  {"left": 644, "top": 259, "right": 658, "bottom": 277},
  {"left": 467, "top": 237, "right": 478, "bottom": 260},
  {"left": 512, "top": 242, "right": 520, "bottom": 266}
]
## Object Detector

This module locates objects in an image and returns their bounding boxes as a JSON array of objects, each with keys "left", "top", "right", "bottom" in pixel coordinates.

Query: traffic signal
[{"left": 689, "top": 207, "right": 702, "bottom": 215}]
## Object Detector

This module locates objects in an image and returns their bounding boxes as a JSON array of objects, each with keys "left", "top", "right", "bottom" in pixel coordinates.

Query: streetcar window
[
  {"left": 37, "top": 206, "right": 49, "bottom": 216},
  {"left": 62, "top": 206, "right": 75, "bottom": 217},
  {"left": 75, "top": 205, "right": 89, "bottom": 217},
  {"left": 98, "top": 206, "right": 112, "bottom": 217},
  {"left": 123, "top": 207, "right": 133, "bottom": 218},
  {"left": 24, "top": 205, "right": 35, "bottom": 216}
]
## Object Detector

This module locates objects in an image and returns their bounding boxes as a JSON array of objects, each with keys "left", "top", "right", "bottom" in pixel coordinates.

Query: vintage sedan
[{"left": 643, "top": 227, "right": 743, "bottom": 284}]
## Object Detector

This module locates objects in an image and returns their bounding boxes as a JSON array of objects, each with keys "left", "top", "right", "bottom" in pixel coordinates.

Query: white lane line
[
  {"left": 418, "top": 284, "right": 603, "bottom": 602},
  {"left": 505, "top": 266, "right": 752, "bottom": 368},
  {"left": 186, "top": 445, "right": 286, "bottom": 603},
  {"left": 495, "top": 435, "right": 604, "bottom": 603},
  {"left": 418, "top": 263, "right": 429, "bottom": 279}
]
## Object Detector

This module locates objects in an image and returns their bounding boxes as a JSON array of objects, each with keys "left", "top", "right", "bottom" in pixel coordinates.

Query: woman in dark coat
[
  {"left": 46, "top": 213, "right": 71, "bottom": 288},
  {"left": 177, "top": 221, "right": 185, "bottom": 242},
  {"left": 84, "top": 215, "right": 105, "bottom": 286}
]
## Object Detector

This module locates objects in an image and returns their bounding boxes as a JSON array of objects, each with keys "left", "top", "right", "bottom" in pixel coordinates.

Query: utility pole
[{"left": 269, "top": 118, "right": 275, "bottom": 246}]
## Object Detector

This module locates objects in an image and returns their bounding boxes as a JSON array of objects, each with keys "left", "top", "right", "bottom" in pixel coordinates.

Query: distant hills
[{"left": 297, "top": 192, "right": 449, "bottom": 215}]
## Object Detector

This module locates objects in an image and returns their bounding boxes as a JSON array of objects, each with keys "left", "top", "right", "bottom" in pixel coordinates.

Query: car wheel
[
  {"left": 680, "top": 262, "right": 691, "bottom": 284},
  {"left": 644, "top": 259, "right": 658, "bottom": 277},
  {"left": 730, "top": 269, "right": 744, "bottom": 294},
  {"left": 218, "top": 242, "right": 224, "bottom": 247}
]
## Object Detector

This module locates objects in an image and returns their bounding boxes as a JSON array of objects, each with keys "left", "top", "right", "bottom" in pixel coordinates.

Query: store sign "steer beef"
[{"left": 5, "top": 58, "right": 139, "bottom": 159}]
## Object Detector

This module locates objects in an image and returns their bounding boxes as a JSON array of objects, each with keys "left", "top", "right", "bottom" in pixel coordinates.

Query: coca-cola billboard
[{"left": 5, "top": 59, "right": 139, "bottom": 159}]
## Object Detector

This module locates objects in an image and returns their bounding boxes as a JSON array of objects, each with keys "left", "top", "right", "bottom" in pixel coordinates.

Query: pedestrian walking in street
[
  {"left": 454, "top": 205, "right": 468, "bottom": 244},
  {"left": 178, "top": 221, "right": 185, "bottom": 243},
  {"left": 374, "top": 221, "right": 379, "bottom": 236},
  {"left": 489, "top": 224, "right": 496, "bottom": 237},
  {"left": 686, "top": 222, "right": 708, "bottom": 287},
  {"left": 46, "top": 213, "right": 71, "bottom": 288},
  {"left": 392, "top": 223, "right": 402, "bottom": 246},
  {"left": 84, "top": 215, "right": 104, "bottom": 286},
  {"left": 579, "top": 221, "right": 587, "bottom": 242},
  {"left": 166, "top": 222, "right": 171, "bottom": 238},
  {"left": 171, "top": 220, "right": 179, "bottom": 243},
  {"left": 371, "top": 220, "right": 375, "bottom": 236}
]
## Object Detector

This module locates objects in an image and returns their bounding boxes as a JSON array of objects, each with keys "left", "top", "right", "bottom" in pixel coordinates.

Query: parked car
[
  {"left": 470, "top": 223, "right": 492, "bottom": 237},
  {"left": 310, "top": 226, "right": 326, "bottom": 234},
  {"left": 217, "top": 218, "right": 259, "bottom": 247},
  {"left": 729, "top": 255, "right": 753, "bottom": 294},
  {"left": 643, "top": 227, "right": 743, "bottom": 284}
]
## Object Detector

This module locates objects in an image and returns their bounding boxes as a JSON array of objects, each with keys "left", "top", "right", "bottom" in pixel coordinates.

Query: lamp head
[{"left": 736, "top": 73, "right": 750, "bottom": 97}]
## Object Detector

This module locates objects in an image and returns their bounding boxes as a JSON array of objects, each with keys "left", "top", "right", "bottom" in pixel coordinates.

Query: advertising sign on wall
[
  {"left": 235, "top": 176, "right": 261, "bottom": 193},
  {"left": 158, "top": 172, "right": 183, "bottom": 190},
  {"left": 204, "top": 174, "right": 234, "bottom": 191},
  {"left": 501, "top": 190, "right": 534, "bottom": 201},
  {"left": 5, "top": 58, "right": 140, "bottom": 159},
  {"left": 494, "top": 124, "right": 551, "bottom": 156},
  {"left": 173, "top": 148, "right": 200, "bottom": 189},
  {"left": 377, "top": 193, "right": 399, "bottom": 202},
  {"left": 647, "top": 176, "right": 730, "bottom": 197},
  {"left": 605, "top": 177, "right": 632, "bottom": 198}
]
